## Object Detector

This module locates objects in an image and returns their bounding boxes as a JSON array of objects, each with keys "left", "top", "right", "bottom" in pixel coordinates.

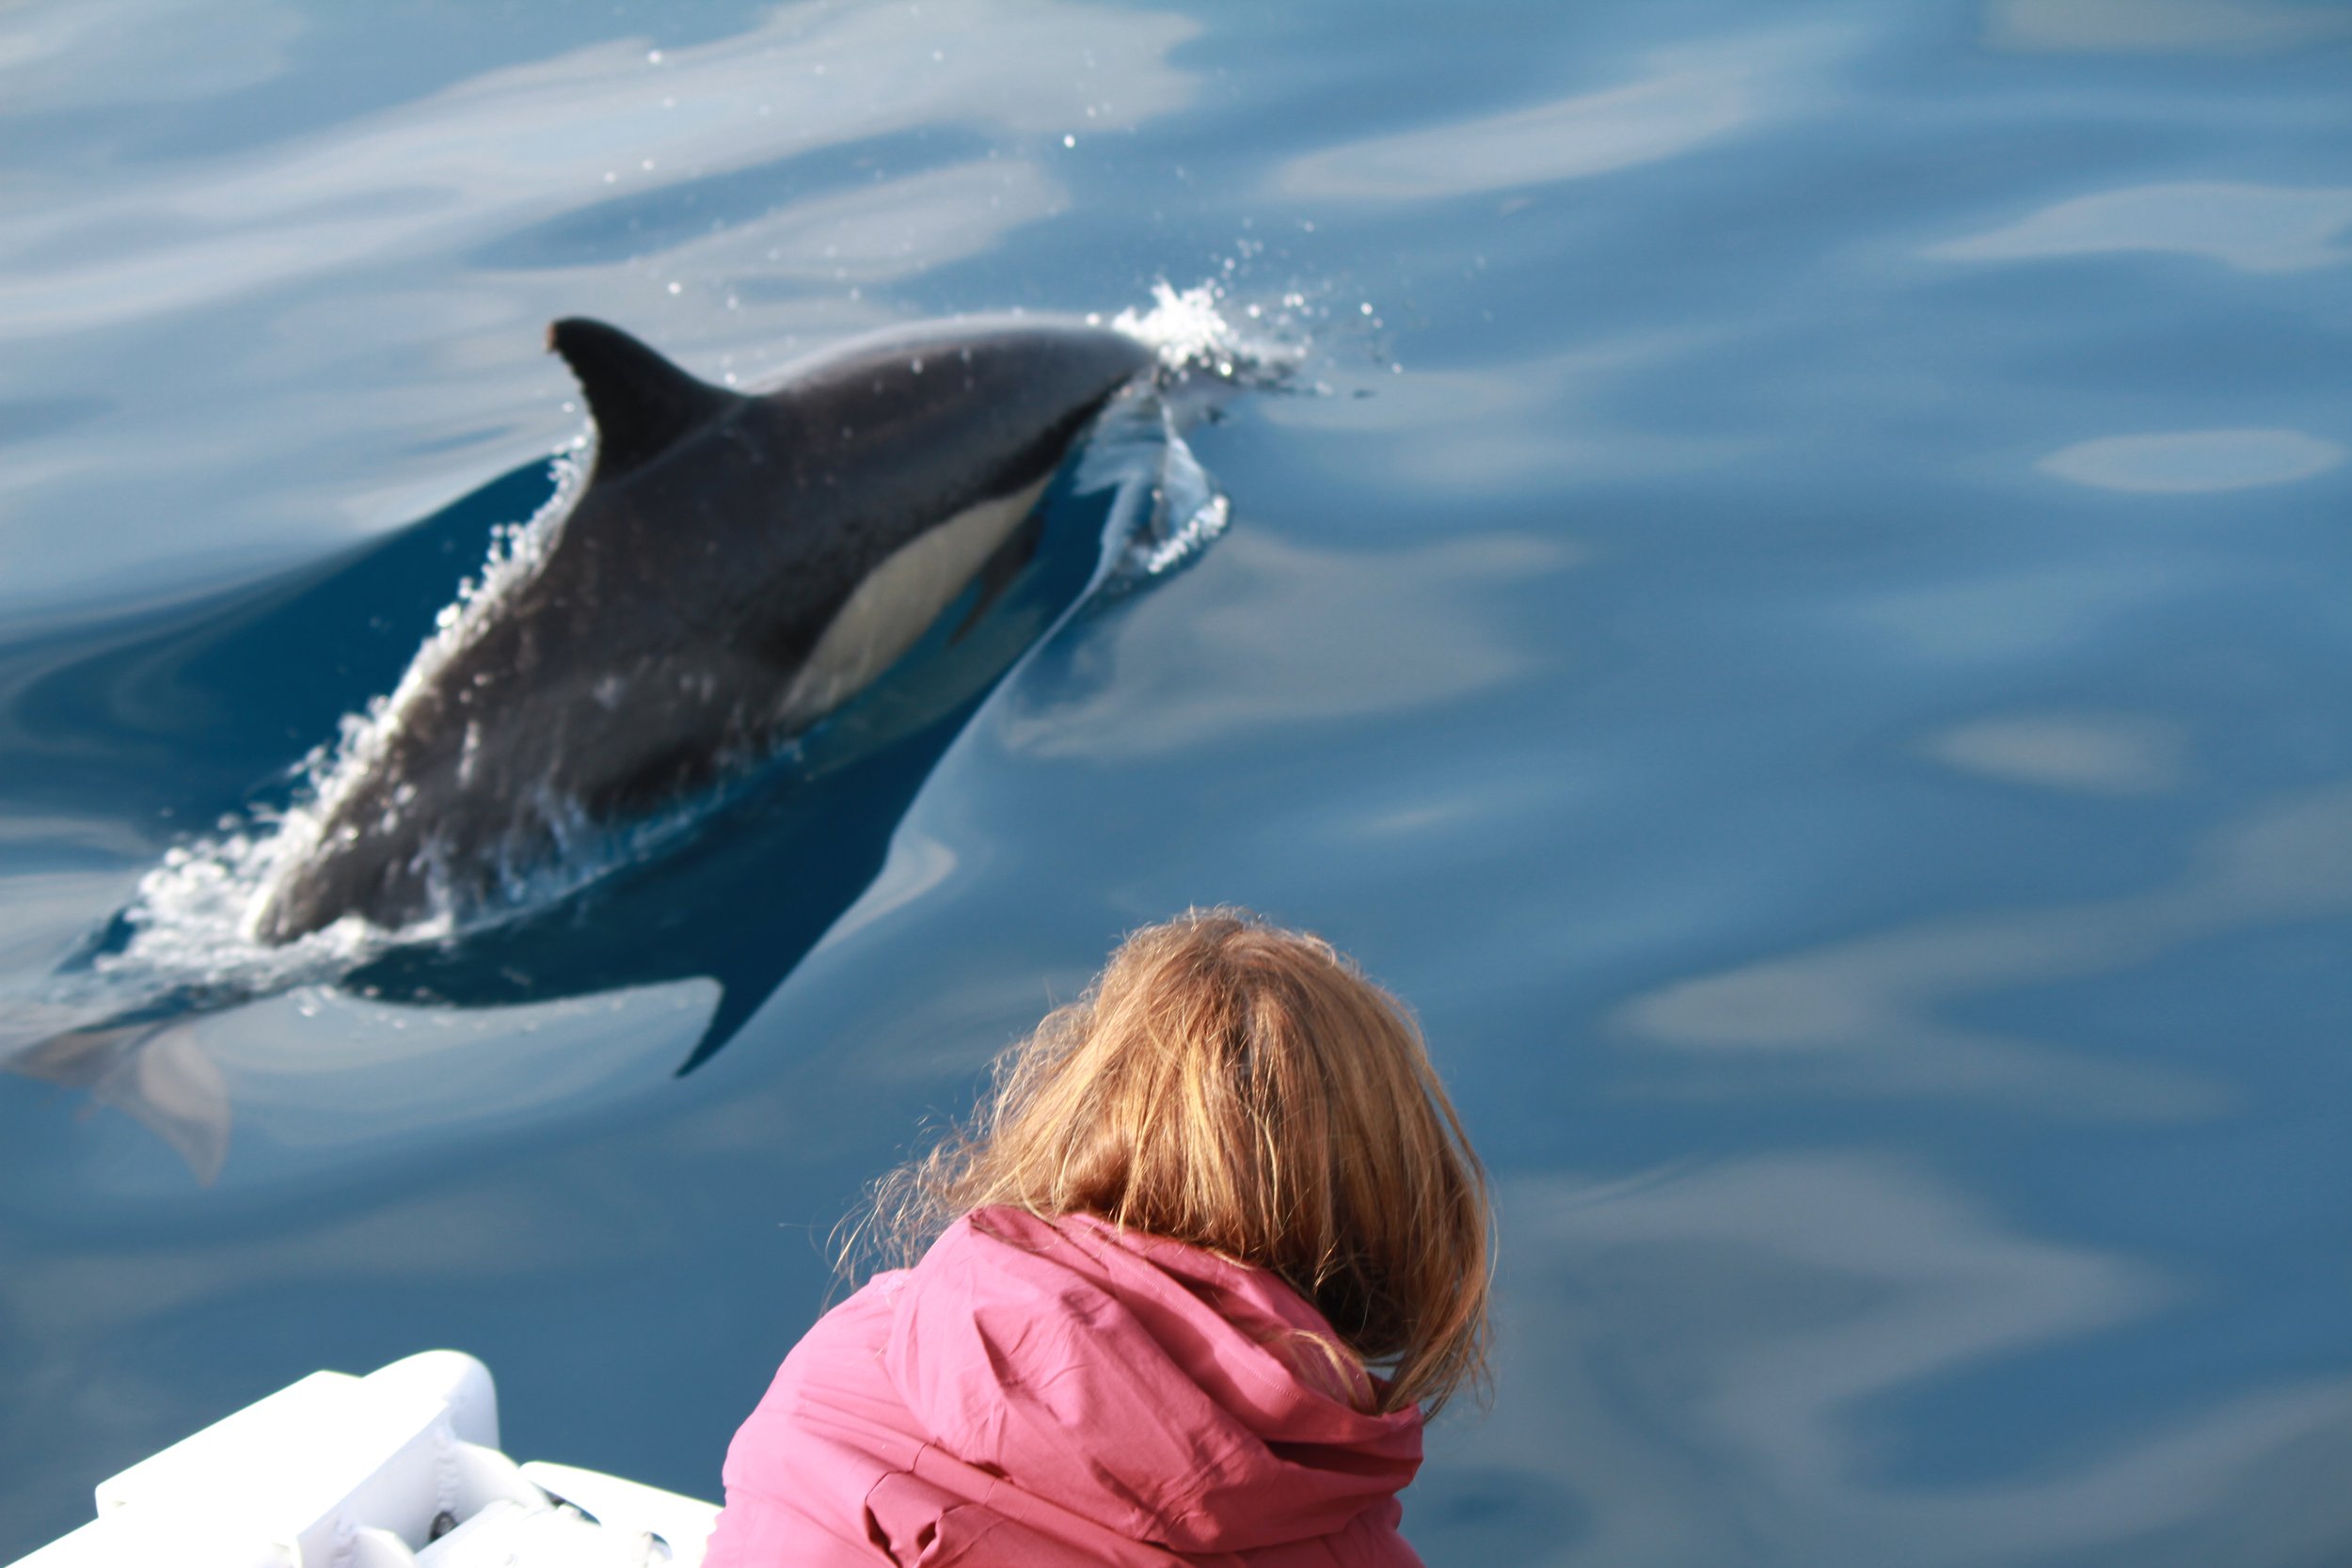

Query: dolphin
[{"left": 252, "top": 314, "right": 1155, "bottom": 943}]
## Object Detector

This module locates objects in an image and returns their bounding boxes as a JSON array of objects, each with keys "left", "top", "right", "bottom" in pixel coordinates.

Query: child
[{"left": 703, "top": 908, "right": 1492, "bottom": 1567}]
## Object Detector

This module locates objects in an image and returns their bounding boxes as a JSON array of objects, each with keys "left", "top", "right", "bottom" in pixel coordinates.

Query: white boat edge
[{"left": 8, "top": 1351, "right": 717, "bottom": 1568}]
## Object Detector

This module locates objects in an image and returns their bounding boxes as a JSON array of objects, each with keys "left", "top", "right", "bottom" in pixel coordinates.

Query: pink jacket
[{"left": 704, "top": 1207, "right": 1427, "bottom": 1567}]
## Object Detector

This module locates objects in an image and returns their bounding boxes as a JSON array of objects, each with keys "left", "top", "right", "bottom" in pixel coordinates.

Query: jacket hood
[{"left": 882, "top": 1207, "right": 1423, "bottom": 1556}]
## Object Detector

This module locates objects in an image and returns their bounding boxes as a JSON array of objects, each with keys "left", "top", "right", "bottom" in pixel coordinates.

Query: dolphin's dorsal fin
[{"left": 548, "top": 317, "right": 742, "bottom": 484}]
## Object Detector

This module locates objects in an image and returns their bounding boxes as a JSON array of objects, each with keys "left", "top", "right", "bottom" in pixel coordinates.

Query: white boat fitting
[{"left": 8, "top": 1351, "right": 718, "bottom": 1568}]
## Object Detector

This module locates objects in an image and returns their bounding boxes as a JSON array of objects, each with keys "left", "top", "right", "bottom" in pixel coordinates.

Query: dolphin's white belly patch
[{"left": 774, "top": 473, "right": 1052, "bottom": 730}]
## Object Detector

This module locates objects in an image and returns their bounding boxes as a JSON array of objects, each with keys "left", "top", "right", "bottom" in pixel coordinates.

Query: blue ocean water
[{"left": 4, "top": 1, "right": 2350, "bottom": 1561}]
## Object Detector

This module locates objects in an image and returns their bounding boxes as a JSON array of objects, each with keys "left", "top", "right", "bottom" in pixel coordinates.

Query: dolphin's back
[{"left": 251, "top": 316, "right": 1153, "bottom": 943}]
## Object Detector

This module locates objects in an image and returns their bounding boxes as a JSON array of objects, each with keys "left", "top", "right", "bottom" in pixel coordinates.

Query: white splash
[
  {"left": 1129, "top": 431, "right": 1232, "bottom": 579},
  {"left": 98, "top": 450, "right": 592, "bottom": 990},
  {"left": 1109, "top": 279, "right": 1310, "bottom": 389},
  {"left": 1072, "top": 389, "right": 1232, "bottom": 593}
]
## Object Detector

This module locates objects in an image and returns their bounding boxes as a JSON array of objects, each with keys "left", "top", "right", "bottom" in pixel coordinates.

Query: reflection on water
[
  {"left": 997, "top": 530, "right": 1574, "bottom": 759},
  {"left": 1927, "top": 182, "right": 2352, "bottom": 275},
  {"left": 1848, "top": 562, "right": 2208, "bottom": 664},
  {"left": 1258, "top": 341, "right": 1757, "bottom": 489},
  {"left": 2037, "top": 428, "right": 2346, "bottom": 493},
  {"left": 0, "top": 0, "right": 1195, "bottom": 337},
  {"left": 4, "top": 0, "right": 2352, "bottom": 1561},
  {"left": 1468, "top": 1160, "right": 2352, "bottom": 1566},
  {"left": 1920, "top": 712, "right": 2186, "bottom": 796},
  {"left": 1986, "top": 0, "right": 2352, "bottom": 53},
  {"left": 1616, "top": 784, "right": 2352, "bottom": 1114},
  {"left": 0, "top": 0, "right": 304, "bottom": 111},
  {"left": 0, "top": 0, "right": 1201, "bottom": 613},
  {"left": 1270, "top": 37, "right": 1808, "bottom": 203}
]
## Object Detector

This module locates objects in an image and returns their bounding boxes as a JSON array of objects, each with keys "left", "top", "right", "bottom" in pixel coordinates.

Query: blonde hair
[{"left": 857, "top": 908, "right": 1491, "bottom": 1414}]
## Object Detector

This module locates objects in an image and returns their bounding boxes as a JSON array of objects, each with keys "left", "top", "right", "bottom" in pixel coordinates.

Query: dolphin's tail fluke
[{"left": 10, "top": 1019, "right": 230, "bottom": 1183}]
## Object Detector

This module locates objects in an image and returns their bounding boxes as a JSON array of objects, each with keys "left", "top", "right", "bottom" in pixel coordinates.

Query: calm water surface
[{"left": 5, "top": 2, "right": 2351, "bottom": 1562}]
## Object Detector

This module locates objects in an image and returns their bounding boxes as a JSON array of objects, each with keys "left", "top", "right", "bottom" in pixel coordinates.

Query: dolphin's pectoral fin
[
  {"left": 675, "top": 980, "right": 764, "bottom": 1076},
  {"left": 950, "top": 506, "right": 1045, "bottom": 644},
  {"left": 548, "top": 318, "right": 744, "bottom": 484}
]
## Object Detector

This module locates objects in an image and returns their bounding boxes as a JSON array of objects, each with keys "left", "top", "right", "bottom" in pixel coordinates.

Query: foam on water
[{"left": 90, "top": 450, "right": 594, "bottom": 995}]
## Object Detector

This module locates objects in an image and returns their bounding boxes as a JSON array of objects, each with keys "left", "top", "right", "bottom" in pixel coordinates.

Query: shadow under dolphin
[{"left": 2, "top": 310, "right": 1241, "bottom": 1179}]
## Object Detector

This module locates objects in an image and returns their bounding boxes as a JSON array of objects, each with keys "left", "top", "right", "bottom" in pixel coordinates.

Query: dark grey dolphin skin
[{"left": 252, "top": 314, "right": 1154, "bottom": 942}]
